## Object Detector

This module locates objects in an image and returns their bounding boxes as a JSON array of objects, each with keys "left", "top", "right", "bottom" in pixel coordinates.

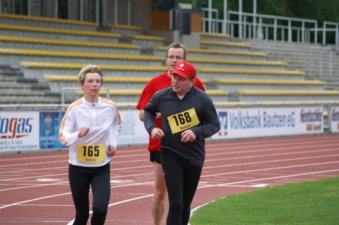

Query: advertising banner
[
  {"left": 329, "top": 105, "right": 339, "bottom": 133},
  {"left": 118, "top": 110, "right": 149, "bottom": 145},
  {"left": 41, "top": 110, "right": 150, "bottom": 149},
  {"left": 213, "top": 106, "right": 323, "bottom": 139},
  {"left": 0, "top": 106, "right": 325, "bottom": 153},
  {"left": 0, "top": 111, "right": 39, "bottom": 152},
  {"left": 40, "top": 112, "right": 65, "bottom": 149}
]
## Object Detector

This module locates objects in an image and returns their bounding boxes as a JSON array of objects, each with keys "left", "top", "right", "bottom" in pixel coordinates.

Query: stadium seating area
[{"left": 0, "top": 13, "right": 337, "bottom": 107}]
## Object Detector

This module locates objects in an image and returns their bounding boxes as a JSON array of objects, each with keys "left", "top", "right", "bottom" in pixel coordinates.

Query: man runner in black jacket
[{"left": 143, "top": 61, "right": 220, "bottom": 225}]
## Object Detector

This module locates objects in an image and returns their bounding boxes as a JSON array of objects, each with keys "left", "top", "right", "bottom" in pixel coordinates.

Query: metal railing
[
  {"left": 61, "top": 87, "right": 111, "bottom": 111},
  {"left": 202, "top": 9, "right": 339, "bottom": 48},
  {"left": 202, "top": 9, "right": 319, "bottom": 44},
  {"left": 201, "top": 9, "right": 339, "bottom": 81},
  {"left": 322, "top": 21, "right": 339, "bottom": 47},
  {"left": 306, "top": 46, "right": 334, "bottom": 80}
]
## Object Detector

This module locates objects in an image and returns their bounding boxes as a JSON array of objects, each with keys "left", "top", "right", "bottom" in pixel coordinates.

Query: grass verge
[{"left": 190, "top": 177, "right": 339, "bottom": 225}]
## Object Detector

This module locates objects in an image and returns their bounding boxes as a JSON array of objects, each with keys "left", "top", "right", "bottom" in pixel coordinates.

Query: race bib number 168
[{"left": 167, "top": 108, "right": 200, "bottom": 134}]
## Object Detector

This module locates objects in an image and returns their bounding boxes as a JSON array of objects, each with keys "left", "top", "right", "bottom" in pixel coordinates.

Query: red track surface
[{"left": 1, "top": 134, "right": 339, "bottom": 225}]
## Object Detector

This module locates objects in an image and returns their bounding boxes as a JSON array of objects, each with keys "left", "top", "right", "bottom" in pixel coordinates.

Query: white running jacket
[{"left": 59, "top": 97, "right": 120, "bottom": 167}]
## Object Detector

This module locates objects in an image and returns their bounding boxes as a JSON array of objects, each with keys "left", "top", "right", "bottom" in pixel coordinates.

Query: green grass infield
[{"left": 190, "top": 176, "right": 339, "bottom": 225}]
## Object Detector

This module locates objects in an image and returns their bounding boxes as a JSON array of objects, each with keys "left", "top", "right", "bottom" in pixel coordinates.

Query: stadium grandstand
[{"left": 0, "top": 0, "right": 339, "bottom": 152}]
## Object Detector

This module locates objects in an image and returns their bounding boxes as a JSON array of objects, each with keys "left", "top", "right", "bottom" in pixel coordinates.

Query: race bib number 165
[
  {"left": 167, "top": 108, "right": 200, "bottom": 134},
  {"left": 77, "top": 144, "right": 106, "bottom": 163}
]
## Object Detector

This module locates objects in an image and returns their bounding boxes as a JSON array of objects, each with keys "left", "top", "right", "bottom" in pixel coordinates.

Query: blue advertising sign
[{"left": 40, "top": 112, "right": 65, "bottom": 149}]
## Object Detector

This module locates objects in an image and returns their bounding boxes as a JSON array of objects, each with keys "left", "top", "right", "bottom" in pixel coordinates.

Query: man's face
[
  {"left": 166, "top": 47, "right": 185, "bottom": 75},
  {"left": 171, "top": 74, "right": 194, "bottom": 96}
]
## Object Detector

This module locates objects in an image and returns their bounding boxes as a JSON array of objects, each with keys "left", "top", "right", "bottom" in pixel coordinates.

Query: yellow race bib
[
  {"left": 77, "top": 144, "right": 106, "bottom": 163},
  {"left": 167, "top": 108, "right": 200, "bottom": 134}
]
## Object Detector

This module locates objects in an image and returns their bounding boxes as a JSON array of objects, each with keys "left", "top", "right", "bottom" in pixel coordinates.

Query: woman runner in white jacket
[{"left": 59, "top": 64, "right": 121, "bottom": 225}]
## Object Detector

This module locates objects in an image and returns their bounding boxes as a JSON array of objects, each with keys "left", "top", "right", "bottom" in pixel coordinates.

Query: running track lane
[{"left": 0, "top": 134, "right": 339, "bottom": 225}]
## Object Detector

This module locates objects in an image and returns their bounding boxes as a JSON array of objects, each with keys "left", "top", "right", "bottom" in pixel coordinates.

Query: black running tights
[
  {"left": 161, "top": 151, "right": 203, "bottom": 225},
  {"left": 69, "top": 163, "right": 110, "bottom": 225}
]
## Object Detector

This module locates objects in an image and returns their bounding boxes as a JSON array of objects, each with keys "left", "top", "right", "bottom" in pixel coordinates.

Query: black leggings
[
  {"left": 161, "top": 151, "right": 203, "bottom": 225},
  {"left": 69, "top": 163, "right": 111, "bottom": 225}
]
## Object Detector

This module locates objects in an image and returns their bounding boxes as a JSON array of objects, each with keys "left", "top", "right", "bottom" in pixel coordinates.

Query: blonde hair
[{"left": 78, "top": 64, "right": 103, "bottom": 85}]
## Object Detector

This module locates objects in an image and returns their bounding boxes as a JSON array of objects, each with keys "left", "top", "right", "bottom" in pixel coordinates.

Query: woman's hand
[
  {"left": 107, "top": 146, "right": 116, "bottom": 157},
  {"left": 78, "top": 127, "right": 90, "bottom": 138}
]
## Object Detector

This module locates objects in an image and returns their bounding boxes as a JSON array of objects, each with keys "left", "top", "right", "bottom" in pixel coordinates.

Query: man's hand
[
  {"left": 151, "top": 128, "right": 164, "bottom": 140},
  {"left": 181, "top": 129, "right": 196, "bottom": 143}
]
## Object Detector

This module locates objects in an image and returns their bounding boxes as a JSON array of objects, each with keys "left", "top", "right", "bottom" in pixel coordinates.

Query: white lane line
[
  {"left": 191, "top": 168, "right": 339, "bottom": 221},
  {"left": 205, "top": 159, "right": 339, "bottom": 177},
  {"left": 1, "top": 136, "right": 337, "bottom": 168},
  {"left": 228, "top": 169, "right": 339, "bottom": 185},
  {"left": 1, "top": 155, "right": 338, "bottom": 192},
  {"left": 199, "top": 169, "right": 339, "bottom": 188},
  {"left": 0, "top": 164, "right": 150, "bottom": 182},
  {"left": 2, "top": 137, "right": 338, "bottom": 176},
  {"left": 1, "top": 147, "right": 338, "bottom": 183},
  {"left": 66, "top": 193, "right": 154, "bottom": 224},
  {"left": 203, "top": 155, "right": 339, "bottom": 173},
  {"left": 0, "top": 192, "right": 71, "bottom": 210},
  {"left": 0, "top": 182, "right": 68, "bottom": 192},
  {"left": 4, "top": 163, "right": 334, "bottom": 210},
  {"left": 206, "top": 146, "right": 339, "bottom": 163},
  {"left": 0, "top": 181, "right": 153, "bottom": 210},
  {"left": 0, "top": 171, "right": 153, "bottom": 192},
  {"left": 0, "top": 152, "right": 147, "bottom": 168}
]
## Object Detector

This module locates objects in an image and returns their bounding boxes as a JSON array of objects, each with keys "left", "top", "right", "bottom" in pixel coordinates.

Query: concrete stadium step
[
  {"left": 0, "top": 96, "right": 60, "bottom": 104},
  {"left": 0, "top": 23, "right": 120, "bottom": 43},
  {"left": 20, "top": 61, "right": 306, "bottom": 82},
  {"left": 0, "top": 81, "right": 32, "bottom": 89},
  {"left": 0, "top": 13, "right": 145, "bottom": 36},
  {"left": 152, "top": 45, "right": 268, "bottom": 60},
  {"left": 124, "top": 34, "right": 166, "bottom": 48},
  {"left": 0, "top": 89, "right": 56, "bottom": 96},
  {"left": 213, "top": 78, "right": 326, "bottom": 92},
  {"left": 62, "top": 88, "right": 228, "bottom": 105},
  {"left": 44, "top": 74, "right": 208, "bottom": 92},
  {"left": 0, "top": 69, "right": 48, "bottom": 88},
  {"left": 236, "top": 89, "right": 339, "bottom": 102},
  {"left": 0, "top": 48, "right": 288, "bottom": 70},
  {"left": 0, "top": 63, "right": 59, "bottom": 105},
  {"left": 110, "top": 24, "right": 144, "bottom": 35},
  {"left": 0, "top": 13, "right": 96, "bottom": 31},
  {"left": 200, "top": 39, "right": 251, "bottom": 51},
  {"left": 246, "top": 39, "right": 339, "bottom": 82},
  {"left": 200, "top": 32, "right": 231, "bottom": 42},
  {"left": 0, "top": 48, "right": 164, "bottom": 68},
  {"left": 0, "top": 64, "right": 23, "bottom": 76},
  {"left": 0, "top": 35, "right": 141, "bottom": 54}
]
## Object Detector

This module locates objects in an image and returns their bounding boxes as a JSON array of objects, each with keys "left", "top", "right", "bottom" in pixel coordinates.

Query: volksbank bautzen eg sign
[{"left": 213, "top": 106, "right": 323, "bottom": 139}]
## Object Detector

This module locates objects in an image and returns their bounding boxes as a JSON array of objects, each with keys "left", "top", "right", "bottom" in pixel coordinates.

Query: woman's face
[{"left": 81, "top": 72, "right": 102, "bottom": 100}]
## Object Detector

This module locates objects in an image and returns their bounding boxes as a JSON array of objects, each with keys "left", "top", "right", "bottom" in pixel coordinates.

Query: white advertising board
[
  {"left": 0, "top": 106, "right": 326, "bottom": 153},
  {"left": 212, "top": 106, "right": 323, "bottom": 139},
  {"left": 118, "top": 109, "right": 149, "bottom": 145},
  {"left": 329, "top": 105, "right": 339, "bottom": 133},
  {"left": 0, "top": 111, "right": 40, "bottom": 152}
]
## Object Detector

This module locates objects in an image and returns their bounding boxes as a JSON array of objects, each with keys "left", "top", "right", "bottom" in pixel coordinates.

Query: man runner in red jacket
[{"left": 136, "top": 42, "right": 205, "bottom": 225}]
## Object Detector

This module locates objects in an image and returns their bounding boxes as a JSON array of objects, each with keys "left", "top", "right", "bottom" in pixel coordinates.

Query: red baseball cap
[{"left": 172, "top": 61, "right": 196, "bottom": 79}]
